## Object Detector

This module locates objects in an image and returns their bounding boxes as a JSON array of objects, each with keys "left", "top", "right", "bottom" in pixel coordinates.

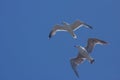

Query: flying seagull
[
  {"left": 70, "top": 38, "right": 108, "bottom": 78},
  {"left": 48, "top": 20, "right": 93, "bottom": 39}
]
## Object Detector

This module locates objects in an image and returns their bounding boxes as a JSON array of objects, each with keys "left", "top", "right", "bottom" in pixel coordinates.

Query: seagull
[
  {"left": 70, "top": 38, "right": 108, "bottom": 78},
  {"left": 48, "top": 20, "right": 93, "bottom": 39}
]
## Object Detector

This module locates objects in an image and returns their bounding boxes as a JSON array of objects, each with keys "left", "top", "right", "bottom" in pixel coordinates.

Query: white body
[{"left": 77, "top": 46, "right": 93, "bottom": 62}]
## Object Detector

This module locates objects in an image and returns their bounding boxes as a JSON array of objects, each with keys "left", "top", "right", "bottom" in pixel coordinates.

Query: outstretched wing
[
  {"left": 71, "top": 20, "right": 93, "bottom": 31},
  {"left": 48, "top": 25, "right": 67, "bottom": 39},
  {"left": 85, "top": 38, "right": 108, "bottom": 53},
  {"left": 70, "top": 57, "right": 84, "bottom": 78}
]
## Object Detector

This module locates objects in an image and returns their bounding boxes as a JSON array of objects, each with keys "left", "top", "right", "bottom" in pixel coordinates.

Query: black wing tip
[
  {"left": 76, "top": 73, "right": 80, "bottom": 78},
  {"left": 75, "top": 70, "right": 80, "bottom": 78},
  {"left": 48, "top": 34, "right": 51, "bottom": 39},
  {"left": 102, "top": 40, "right": 108, "bottom": 44},
  {"left": 48, "top": 36, "right": 51, "bottom": 39},
  {"left": 70, "top": 58, "right": 80, "bottom": 78},
  {"left": 87, "top": 24, "right": 93, "bottom": 29},
  {"left": 98, "top": 39, "right": 108, "bottom": 45},
  {"left": 89, "top": 26, "right": 93, "bottom": 29},
  {"left": 102, "top": 41, "right": 108, "bottom": 45},
  {"left": 48, "top": 31, "right": 53, "bottom": 39},
  {"left": 83, "top": 23, "right": 93, "bottom": 29}
]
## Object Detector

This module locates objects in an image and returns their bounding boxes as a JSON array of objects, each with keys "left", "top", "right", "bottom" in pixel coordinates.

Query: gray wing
[
  {"left": 48, "top": 25, "right": 67, "bottom": 39},
  {"left": 71, "top": 20, "right": 93, "bottom": 31},
  {"left": 85, "top": 38, "right": 108, "bottom": 53},
  {"left": 70, "top": 57, "right": 84, "bottom": 78}
]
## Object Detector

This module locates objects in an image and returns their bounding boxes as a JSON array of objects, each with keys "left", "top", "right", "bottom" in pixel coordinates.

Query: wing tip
[
  {"left": 88, "top": 38, "right": 108, "bottom": 45},
  {"left": 103, "top": 41, "right": 108, "bottom": 45},
  {"left": 48, "top": 31, "right": 53, "bottom": 39},
  {"left": 48, "top": 35, "right": 51, "bottom": 39},
  {"left": 82, "top": 22, "right": 93, "bottom": 29},
  {"left": 86, "top": 24, "right": 93, "bottom": 29},
  {"left": 48, "top": 34, "right": 51, "bottom": 39},
  {"left": 70, "top": 58, "right": 80, "bottom": 78},
  {"left": 99, "top": 39, "right": 108, "bottom": 45}
]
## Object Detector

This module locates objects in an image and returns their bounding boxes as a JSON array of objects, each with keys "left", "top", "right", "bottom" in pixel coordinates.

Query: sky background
[{"left": 0, "top": 0, "right": 119, "bottom": 80}]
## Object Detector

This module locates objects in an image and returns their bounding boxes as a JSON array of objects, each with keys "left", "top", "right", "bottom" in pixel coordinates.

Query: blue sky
[{"left": 0, "top": 0, "right": 119, "bottom": 80}]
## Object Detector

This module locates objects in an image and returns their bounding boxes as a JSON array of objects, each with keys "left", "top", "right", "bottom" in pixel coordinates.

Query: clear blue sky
[{"left": 0, "top": 0, "right": 119, "bottom": 80}]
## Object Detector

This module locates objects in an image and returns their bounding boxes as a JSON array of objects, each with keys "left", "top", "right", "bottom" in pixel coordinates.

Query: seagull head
[
  {"left": 74, "top": 45, "right": 80, "bottom": 48},
  {"left": 74, "top": 45, "right": 85, "bottom": 51}
]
